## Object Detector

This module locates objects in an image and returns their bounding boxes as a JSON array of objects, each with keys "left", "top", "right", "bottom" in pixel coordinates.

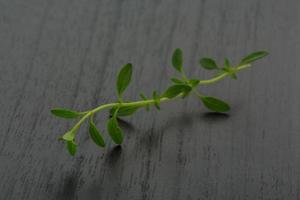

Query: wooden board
[{"left": 0, "top": 0, "right": 299, "bottom": 199}]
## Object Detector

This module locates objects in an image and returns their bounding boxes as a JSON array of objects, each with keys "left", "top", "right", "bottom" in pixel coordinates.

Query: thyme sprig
[{"left": 51, "top": 48, "right": 268, "bottom": 156}]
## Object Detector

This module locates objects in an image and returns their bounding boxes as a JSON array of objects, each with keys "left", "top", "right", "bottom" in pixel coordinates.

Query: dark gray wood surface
[{"left": 1, "top": 0, "right": 299, "bottom": 199}]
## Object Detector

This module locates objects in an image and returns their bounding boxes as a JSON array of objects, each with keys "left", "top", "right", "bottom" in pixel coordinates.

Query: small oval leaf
[
  {"left": 107, "top": 111, "right": 123, "bottom": 144},
  {"left": 199, "top": 58, "right": 219, "bottom": 70},
  {"left": 224, "top": 58, "right": 231, "bottom": 68},
  {"left": 162, "top": 84, "right": 192, "bottom": 99},
  {"left": 110, "top": 105, "right": 140, "bottom": 117},
  {"left": 200, "top": 96, "right": 230, "bottom": 112},
  {"left": 188, "top": 79, "right": 200, "bottom": 87},
  {"left": 89, "top": 120, "right": 105, "bottom": 147},
  {"left": 51, "top": 108, "right": 81, "bottom": 119},
  {"left": 172, "top": 48, "right": 183, "bottom": 72},
  {"left": 240, "top": 51, "right": 268, "bottom": 65},
  {"left": 66, "top": 141, "right": 77, "bottom": 156},
  {"left": 117, "top": 63, "right": 133, "bottom": 98},
  {"left": 170, "top": 77, "right": 185, "bottom": 84}
]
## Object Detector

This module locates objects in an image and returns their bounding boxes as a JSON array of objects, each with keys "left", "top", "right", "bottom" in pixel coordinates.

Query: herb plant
[{"left": 51, "top": 49, "right": 268, "bottom": 156}]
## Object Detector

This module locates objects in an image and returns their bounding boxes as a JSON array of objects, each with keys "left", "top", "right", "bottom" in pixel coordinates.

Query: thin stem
[
  {"left": 74, "top": 96, "right": 179, "bottom": 129},
  {"left": 71, "top": 112, "right": 92, "bottom": 131},
  {"left": 91, "top": 96, "right": 180, "bottom": 114},
  {"left": 199, "top": 64, "right": 251, "bottom": 85}
]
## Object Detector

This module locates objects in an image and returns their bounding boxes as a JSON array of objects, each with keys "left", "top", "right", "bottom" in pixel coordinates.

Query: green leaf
[
  {"left": 171, "top": 77, "right": 185, "bottom": 84},
  {"left": 224, "top": 58, "right": 231, "bottom": 68},
  {"left": 116, "top": 63, "right": 133, "bottom": 99},
  {"left": 62, "top": 132, "right": 74, "bottom": 141},
  {"left": 89, "top": 120, "right": 105, "bottom": 147},
  {"left": 240, "top": 51, "right": 268, "bottom": 65},
  {"left": 152, "top": 91, "right": 160, "bottom": 110},
  {"left": 200, "top": 96, "right": 230, "bottom": 112},
  {"left": 222, "top": 58, "right": 237, "bottom": 80},
  {"left": 162, "top": 84, "right": 192, "bottom": 99},
  {"left": 140, "top": 93, "right": 150, "bottom": 111},
  {"left": 107, "top": 109, "right": 123, "bottom": 144},
  {"left": 51, "top": 108, "right": 81, "bottom": 119},
  {"left": 66, "top": 141, "right": 77, "bottom": 156},
  {"left": 188, "top": 79, "right": 200, "bottom": 87},
  {"left": 140, "top": 93, "right": 147, "bottom": 100},
  {"left": 172, "top": 48, "right": 183, "bottom": 72},
  {"left": 199, "top": 58, "right": 219, "bottom": 70},
  {"left": 222, "top": 67, "right": 237, "bottom": 80},
  {"left": 230, "top": 73, "right": 237, "bottom": 80},
  {"left": 62, "top": 130, "right": 76, "bottom": 141},
  {"left": 109, "top": 105, "right": 140, "bottom": 117}
]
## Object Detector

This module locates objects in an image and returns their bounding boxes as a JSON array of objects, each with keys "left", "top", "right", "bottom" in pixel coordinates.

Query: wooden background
[{"left": 0, "top": 0, "right": 299, "bottom": 199}]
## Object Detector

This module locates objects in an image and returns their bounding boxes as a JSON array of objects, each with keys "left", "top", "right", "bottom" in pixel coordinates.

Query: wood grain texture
[{"left": 0, "top": 0, "right": 299, "bottom": 199}]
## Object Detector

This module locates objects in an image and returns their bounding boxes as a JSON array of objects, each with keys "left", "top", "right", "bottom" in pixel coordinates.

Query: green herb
[
  {"left": 66, "top": 141, "right": 77, "bottom": 156},
  {"left": 110, "top": 105, "right": 140, "bottom": 117},
  {"left": 107, "top": 108, "right": 123, "bottom": 144},
  {"left": 200, "top": 96, "right": 230, "bottom": 112},
  {"left": 61, "top": 131, "right": 76, "bottom": 141},
  {"left": 116, "top": 63, "right": 132, "bottom": 101},
  {"left": 171, "top": 77, "right": 185, "bottom": 84},
  {"left": 188, "top": 79, "right": 200, "bottom": 88},
  {"left": 172, "top": 48, "right": 183, "bottom": 72},
  {"left": 240, "top": 51, "right": 269, "bottom": 65},
  {"left": 51, "top": 48, "right": 268, "bottom": 156},
  {"left": 162, "top": 84, "right": 192, "bottom": 99},
  {"left": 89, "top": 118, "right": 105, "bottom": 147},
  {"left": 222, "top": 58, "right": 237, "bottom": 80},
  {"left": 199, "top": 58, "right": 219, "bottom": 70},
  {"left": 51, "top": 108, "right": 82, "bottom": 119}
]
